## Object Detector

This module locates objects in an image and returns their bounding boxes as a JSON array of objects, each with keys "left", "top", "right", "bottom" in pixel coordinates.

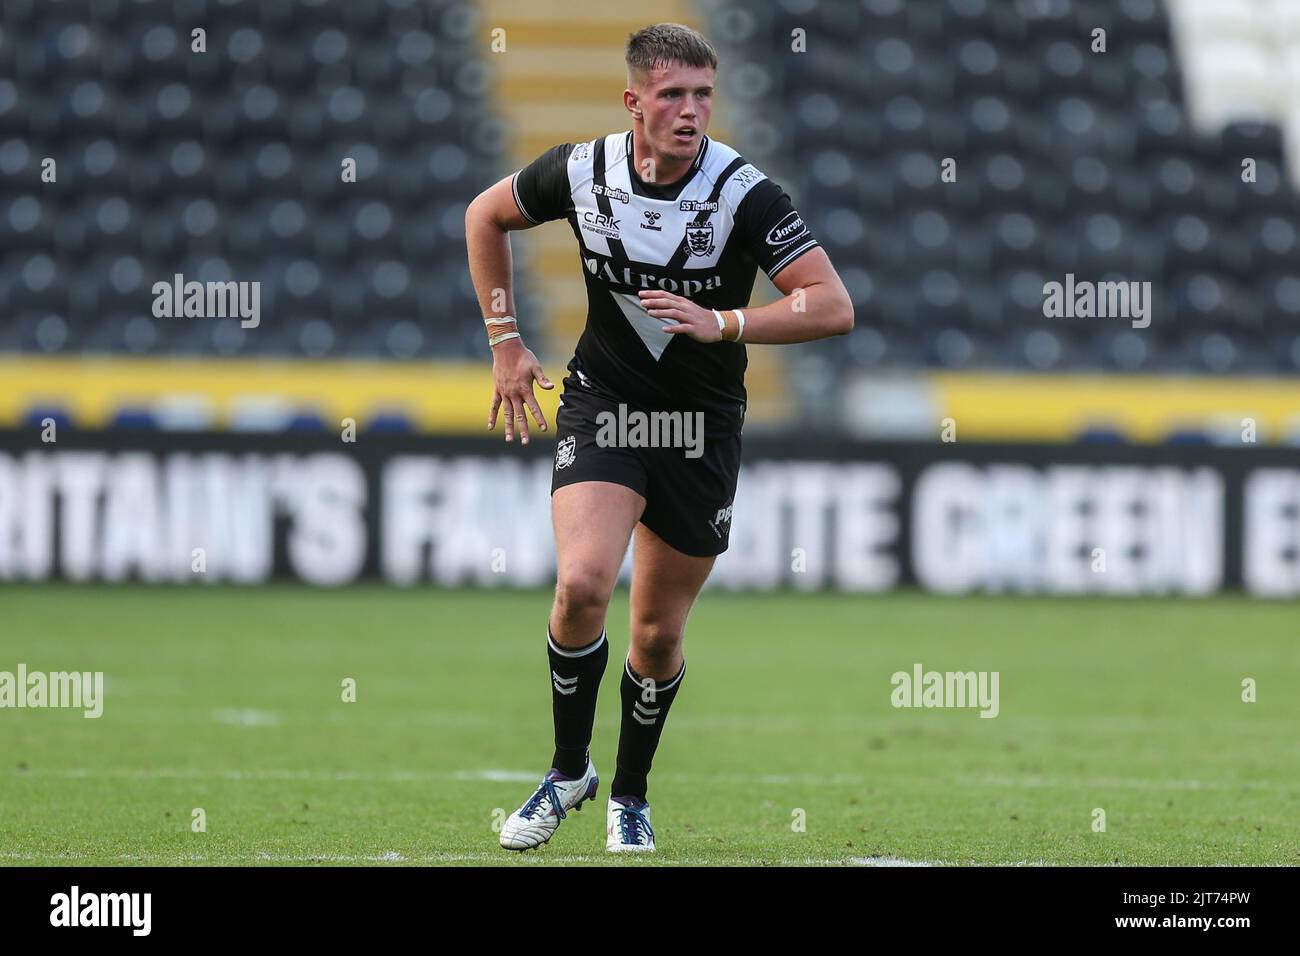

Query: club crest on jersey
[
  {"left": 685, "top": 222, "right": 715, "bottom": 258},
  {"left": 555, "top": 435, "right": 577, "bottom": 470}
]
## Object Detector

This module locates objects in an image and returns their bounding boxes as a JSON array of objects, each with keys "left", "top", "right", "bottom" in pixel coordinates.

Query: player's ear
[{"left": 623, "top": 88, "right": 642, "bottom": 120}]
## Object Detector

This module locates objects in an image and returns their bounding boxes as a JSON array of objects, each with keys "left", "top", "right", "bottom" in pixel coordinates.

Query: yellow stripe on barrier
[
  {"left": 929, "top": 372, "right": 1300, "bottom": 443},
  {"left": 5, "top": 358, "right": 1299, "bottom": 442},
  {"left": 0, "top": 356, "right": 562, "bottom": 433}
]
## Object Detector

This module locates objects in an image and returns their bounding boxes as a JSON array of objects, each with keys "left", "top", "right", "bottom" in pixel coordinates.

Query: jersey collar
[{"left": 624, "top": 130, "right": 709, "bottom": 200}]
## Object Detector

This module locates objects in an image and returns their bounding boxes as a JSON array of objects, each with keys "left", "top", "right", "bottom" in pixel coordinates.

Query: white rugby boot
[
  {"left": 606, "top": 795, "right": 655, "bottom": 853},
  {"left": 498, "top": 759, "right": 599, "bottom": 851}
]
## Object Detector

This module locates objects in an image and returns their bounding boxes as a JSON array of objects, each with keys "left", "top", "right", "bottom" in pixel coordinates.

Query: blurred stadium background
[
  {"left": 3, "top": 0, "right": 1299, "bottom": 440},
  {"left": 1, "top": 0, "right": 1298, "bottom": 867},
  {"left": 2, "top": 0, "right": 1298, "bottom": 594}
]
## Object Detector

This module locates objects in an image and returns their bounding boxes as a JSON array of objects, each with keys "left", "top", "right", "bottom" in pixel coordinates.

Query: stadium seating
[
  {"left": 705, "top": 0, "right": 1300, "bottom": 374},
  {"left": 3, "top": 0, "right": 1298, "bottom": 383},
  {"left": 0, "top": 0, "right": 505, "bottom": 359}
]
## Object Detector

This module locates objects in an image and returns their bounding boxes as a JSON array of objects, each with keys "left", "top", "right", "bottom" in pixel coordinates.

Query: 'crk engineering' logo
[{"left": 581, "top": 211, "right": 621, "bottom": 239}]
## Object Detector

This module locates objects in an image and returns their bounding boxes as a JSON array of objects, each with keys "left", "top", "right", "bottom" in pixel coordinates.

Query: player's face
[{"left": 630, "top": 62, "right": 715, "bottom": 167}]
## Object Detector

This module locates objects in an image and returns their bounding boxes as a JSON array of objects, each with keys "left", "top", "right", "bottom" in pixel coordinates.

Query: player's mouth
[{"left": 672, "top": 126, "right": 697, "bottom": 144}]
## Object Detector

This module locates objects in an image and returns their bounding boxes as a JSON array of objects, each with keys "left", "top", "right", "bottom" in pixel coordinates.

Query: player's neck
[{"left": 630, "top": 127, "right": 698, "bottom": 187}]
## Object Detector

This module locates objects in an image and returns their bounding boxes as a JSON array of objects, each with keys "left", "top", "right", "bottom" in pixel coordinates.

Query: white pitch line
[
  {"left": 0, "top": 850, "right": 938, "bottom": 866},
  {"left": 956, "top": 773, "right": 1300, "bottom": 793},
  {"left": 211, "top": 709, "right": 281, "bottom": 727},
  {"left": 6, "top": 766, "right": 1297, "bottom": 794},
  {"left": 0, "top": 850, "right": 553, "bottom": 864},
  {"left": 848, "top": 856, "right": 940, "bottom": 867}
]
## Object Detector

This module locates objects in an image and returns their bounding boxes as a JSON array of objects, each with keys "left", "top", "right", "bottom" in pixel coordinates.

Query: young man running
[{"left": 465, "top": 23, "right": 853, "bottom": 853}]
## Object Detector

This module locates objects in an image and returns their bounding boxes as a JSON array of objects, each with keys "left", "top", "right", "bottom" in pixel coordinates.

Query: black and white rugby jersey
[{"left": 512, "top": 131, "right": 820, "bottom": 437}]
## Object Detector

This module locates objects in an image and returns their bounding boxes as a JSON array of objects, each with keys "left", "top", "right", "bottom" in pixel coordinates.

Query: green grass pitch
[{"left": 1, "top": 584, "right": 1296, "bottom": 866}]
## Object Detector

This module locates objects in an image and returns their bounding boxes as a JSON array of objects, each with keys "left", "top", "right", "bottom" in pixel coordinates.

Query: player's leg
[
  {"left": 605, "top": 430, "right": 740, "bottom": 852},
  {"left": 499, "top": 477, "right": 645, "bottom": 851},
  {"left": 606, "top": 521, "right": 716, "bottom": 852},
  {"left": 617, "top": 520, "right": 714, "bottom": 785},
  {"left": 546, "top": 480, "right": 645, "bottom": 773}
]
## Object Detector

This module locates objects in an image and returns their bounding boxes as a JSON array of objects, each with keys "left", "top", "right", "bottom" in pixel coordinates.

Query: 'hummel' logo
[
  {"left": 632, "top": 700, "right": 660, "bottom": 725},
  {"left": 552, "top": 672, "right": 578, "bottom": 696}
]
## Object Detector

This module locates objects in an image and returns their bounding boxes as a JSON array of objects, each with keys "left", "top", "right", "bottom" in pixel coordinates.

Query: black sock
[
  {"left": 611, "top": 656, "right": 685, "bottom": 802},
  {"left": 547, "top": 626, "right": 608, "bottom": 778}
]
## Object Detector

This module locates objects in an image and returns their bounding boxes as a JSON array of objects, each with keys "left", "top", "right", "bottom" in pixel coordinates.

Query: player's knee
[
  {"left": 553, "top": 568, "right": 614, "bottom": 620},
  {"left": 630, "top": 620, "right": 683, "bottom": 663}
]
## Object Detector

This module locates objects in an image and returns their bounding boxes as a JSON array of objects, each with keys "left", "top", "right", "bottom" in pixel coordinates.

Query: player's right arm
[
  {"left": 466, "top": 144, "right": 574, "bottom": 446},
  {"left": 465, "top": 174, "right": 552, "bottom": 445}
]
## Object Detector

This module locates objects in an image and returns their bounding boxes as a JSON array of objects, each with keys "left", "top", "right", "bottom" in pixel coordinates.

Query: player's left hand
[{"left": 638, "top": 289, "right": 722, "bottom": 343}]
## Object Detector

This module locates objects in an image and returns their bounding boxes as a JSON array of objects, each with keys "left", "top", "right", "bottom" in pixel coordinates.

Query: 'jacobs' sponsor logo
[
  {"left": 584, "top": 257, "right": 723, "bottom": 294},
  {"left": 591, "top": 183, "right": 630, "bottom": 204},
  {"left": 766, "top": 210, "right": 808, "bottom": 247},
  {"left": 679, "top": 199, "right": 719, "bottom": 212}
]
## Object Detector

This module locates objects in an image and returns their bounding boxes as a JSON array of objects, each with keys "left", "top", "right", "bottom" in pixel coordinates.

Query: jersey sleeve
[
  {"left": 511, "top": 143, "right": 575, "bottom": 225},
  {"left": 733, "top": 178, "right": 821, "bottom": 280}
]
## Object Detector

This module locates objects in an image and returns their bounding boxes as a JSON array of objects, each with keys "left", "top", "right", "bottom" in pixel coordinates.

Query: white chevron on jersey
[{"left": 610, "top": 290, "right": 673, "bottom": 360}]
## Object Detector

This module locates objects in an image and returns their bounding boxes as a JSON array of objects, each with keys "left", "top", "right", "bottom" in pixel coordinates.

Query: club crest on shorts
[
  {"left": 555, "top": 435, "right": 577, "bottom": 470},
  {"left": 685, "top": 222, "right": 715, "bottom": 257}
]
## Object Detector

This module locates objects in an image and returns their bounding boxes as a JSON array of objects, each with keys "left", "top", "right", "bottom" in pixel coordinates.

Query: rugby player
[{"left": 465, "top": 22, "right": 854, "bottom": 853}]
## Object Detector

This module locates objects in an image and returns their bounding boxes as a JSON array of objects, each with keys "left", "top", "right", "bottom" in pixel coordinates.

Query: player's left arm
[
  {"left": 737, "top": 246, "right": 855, "bottom": 344},
  {"left": 640, "top": 179, "right": 853, "bottom": 344},
  {"left": 641, "top": 246, "right": 853, "bottom": 344}
]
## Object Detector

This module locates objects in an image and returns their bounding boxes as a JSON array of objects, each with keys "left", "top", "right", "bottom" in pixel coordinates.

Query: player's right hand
[{"left": 488, "top": 339, "right": 553, "bottom": 445}]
